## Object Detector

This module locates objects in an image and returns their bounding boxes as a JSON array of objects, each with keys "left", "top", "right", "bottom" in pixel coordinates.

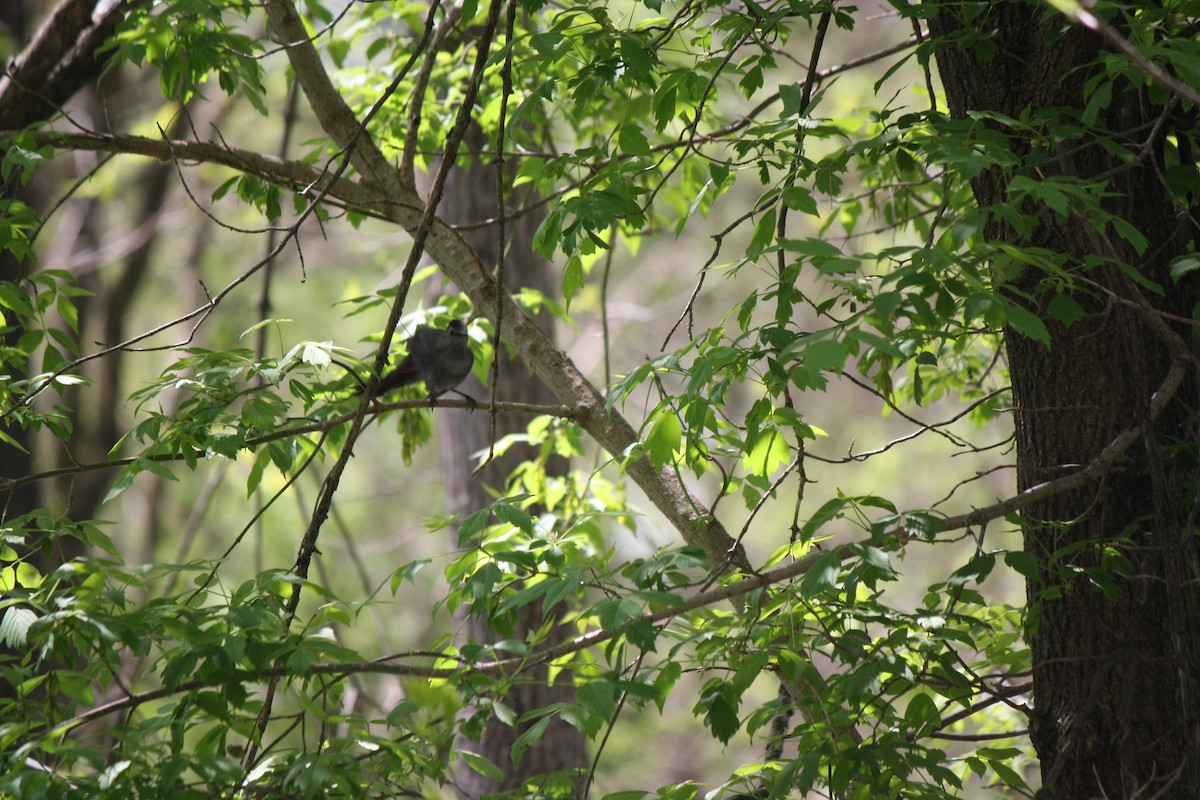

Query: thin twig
[{"left": 399, "top": 2, "right": 457, "bottom": 188}]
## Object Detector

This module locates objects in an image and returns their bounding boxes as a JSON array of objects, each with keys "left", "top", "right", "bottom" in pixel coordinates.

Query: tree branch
[
  {"left": 16, "top": 119, "right": 1185, "bottom": 568},
  {"left": 258, "top": 1, "right": 749, "bottom": 568},
  {"left": 43, "top": 540, "right": 842, "bottom": 738},
  {"left": 7, "top": 130, "right": 378, "bottom": 205},
  {"left": 0, "top": 400, "right": 574, "bottom": 491},
  {"left": 5, "top": 5, "right": 750, "bottom": 566}
]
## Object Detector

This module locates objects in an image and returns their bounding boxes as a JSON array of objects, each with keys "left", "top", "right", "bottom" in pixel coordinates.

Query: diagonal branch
[
  {"left": 262, "top": 0, "right": 408, "bottom": 194},
  {"left": 3, "top": 4, "right": 748, "bottom": 567},
  {"left": 260, "top": 0, "right": 749, "bottom": 568}
]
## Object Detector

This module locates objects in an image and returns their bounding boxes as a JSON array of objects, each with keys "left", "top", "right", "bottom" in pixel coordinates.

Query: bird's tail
[{"left": 375, "top": 362, "right": 420, "bottom": 394}]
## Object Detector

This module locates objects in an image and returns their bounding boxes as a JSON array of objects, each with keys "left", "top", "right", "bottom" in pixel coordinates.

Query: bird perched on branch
[{"left": 376, "top": 319, "right": 477, "bottom": 409}]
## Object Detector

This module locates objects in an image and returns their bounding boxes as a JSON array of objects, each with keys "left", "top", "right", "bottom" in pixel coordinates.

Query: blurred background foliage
[{"left": 10, "top": 0, "right": 1189, "bottom": 796}]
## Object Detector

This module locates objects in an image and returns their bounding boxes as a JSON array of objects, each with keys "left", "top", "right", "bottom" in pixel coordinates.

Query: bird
[{"left": 375, "top": 319, "right": 477, "bottom": 409}]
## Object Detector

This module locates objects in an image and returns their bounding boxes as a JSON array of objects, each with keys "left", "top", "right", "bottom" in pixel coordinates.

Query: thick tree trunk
[
  {"left": 434, "top": 126, "right": 586, "bottom": 797},
  {"left": 930, "top": 5, "right": 1200, "bottom": 798}
]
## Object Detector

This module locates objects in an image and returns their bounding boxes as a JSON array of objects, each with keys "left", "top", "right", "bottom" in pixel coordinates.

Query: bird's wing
[
  {"left": 405, "top": 326, "right": 443, "bottom": 360},
  {"left": 378, "top": 326, "right": 439, "bottom": 392}
]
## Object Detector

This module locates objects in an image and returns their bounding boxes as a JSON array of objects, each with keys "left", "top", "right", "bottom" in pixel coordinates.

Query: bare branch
[{"left": 6, "top": 129, "right": 375, "bottom": 204}]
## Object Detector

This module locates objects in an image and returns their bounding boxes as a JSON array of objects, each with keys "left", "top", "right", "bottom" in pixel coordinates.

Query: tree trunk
[
  {"left": 930, "top": 5, "right": 1200, "bottom": 798},
  {"left": 434, "top": 125, "right": 586, "bottom": 797},
  {"left": 0, "top": 0, "right": 41, "bottom": 527}
]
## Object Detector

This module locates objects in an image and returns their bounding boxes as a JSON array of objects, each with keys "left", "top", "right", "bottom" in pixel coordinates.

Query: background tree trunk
[
  {"left": 930, "top": 6, "right": 1200, "bottom": 798},
  {"left": 434, "top": 125, "right": 586, "bottom": 797},
  {"left": 0, "top": 0, "right": 41, "bottom": 528}
]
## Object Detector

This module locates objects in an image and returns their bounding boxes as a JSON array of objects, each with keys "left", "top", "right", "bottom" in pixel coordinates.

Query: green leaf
[
  {"left": 950, "top": 552, "right": 996, "bottom": 587},
  {"left": 1005, "top": 550, "right": 1039, "bottom": 579},
  {"left": 562, "top": 256, "right": 584, "bottom": 307},
  {"left": 579, "top": 680, "right": 618, "bottom": 721},
  {"left": 1110, "top": 216, "right": 1147, "bottom": 255},
  {"left": 389, "top": 559, "right": 431, "bottom": 593},
  {"left": 781, "top": 186, "right": 819, "bottom": 216},
  {"left": 766, "top": 758, "right": 802, "bottom": 800},
  {"left": 904, "top": 692, "right": 941, "bottom": 736},
  {"left": 55, "top": 292, "right": 78, "bottom": 332},
  {"left": 625, "top": 619, "right": 658, "bottom": 651},
  {"left": 102, "top": 466, "right": 137, "bottom": 506},
  {"left": 786, "top": 337, "right": 846, "bottom": 373},
  {"left": 747, "top": 207, "right": 777, "bottom": 259},
  {"left": 618, "top": 124, "right": 651, "bottom": 156},
  {"left": 533, "top": 208, "right": 563, "bottom": 258},
  {"left": 161, "top": 649, "right": 199, "bottom": 690},
  {"left": 781, "top": 236, "right": 841, "bottom": 258},
  {"left": 843, "top": 662, "right": 882, "bottom": 702},
  {"left": 595, "top": 597, "right": 641, "bottom": 631},
  {"left": 327, "top": 37, "right": 351, "bottom": 68},
  {"left": 741, "top": 428, "right": 790, "bottom": 478},
  {"left": 1046, "top": 293, "right": 1084, "bottom": 328},
  {"left": 457, "top": 749, "right": 505, "bottom": 781},
  {"left": 0, "top": 606, "right": 37, "bottom": 646},
  {"left": 138, "top": 457, "right": 178, "bottom": 483},
  {"left": 652, "top": 84, "right": 677, "bottom": 131},
  {"left": 495, "top": 579, "right": 553, "bottom": 614},
  {"left": 778, "top": 82, "right": 804, "bottom": 116},
  {"left": 739, "top": 65, "right": 763, "bottom": 97},
  {"left": 1000, "top": 299, "right": 1051, "bottom": 345},
  {"left": 544, "top": 572, "right": 582, "bottom": 609},
  {"left": 246, "top": 448, "right": 271, "bottom": 496},
  {"left": 645, "top": 410, "right": 682, "bottom": 468},
  {"left": 800, "top": 550, "right": 843, "bottom": 596},
  {"left": 696, "top": 681, "right": 740, "bottom": 744},
  {"left": 14, "top": 560, "right": 40, "bottom": 589},
  {"left": 493, "top": 501, "right": 535, "bottom": 534},
  {"left": 1120, "top": 262, "right": 1164, "bottom": 296},
  {"left": 985, "top": 754, "right": 1030, "bottom": 790},
  {"left": 510, "top": 717, "right": 550, "bottom": 765},
  {"left": 1169, "top": 253, "right": 1200, "bottom": 282},
  {"left": 458, "top": 508, "right": 491, "bottom": 541}
]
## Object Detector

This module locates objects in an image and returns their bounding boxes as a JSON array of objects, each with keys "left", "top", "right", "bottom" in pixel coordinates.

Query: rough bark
[{"left": 930, "top": 5, "right": 1200, "bottom": 798}]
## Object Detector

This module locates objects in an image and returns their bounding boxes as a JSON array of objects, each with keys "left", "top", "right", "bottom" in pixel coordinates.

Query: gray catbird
[{"left": 376, "top": 319, "right": 476, "bottom": 408}]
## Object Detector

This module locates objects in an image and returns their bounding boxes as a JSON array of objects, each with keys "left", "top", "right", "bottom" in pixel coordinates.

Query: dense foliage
[{"left": 1, "top": 0, "right": 1197, "bottom": 797}]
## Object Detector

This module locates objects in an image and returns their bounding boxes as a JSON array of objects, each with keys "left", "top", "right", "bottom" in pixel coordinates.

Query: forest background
[{"left": 1, "top": 0, "right": 1199, "bottom": 798}]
